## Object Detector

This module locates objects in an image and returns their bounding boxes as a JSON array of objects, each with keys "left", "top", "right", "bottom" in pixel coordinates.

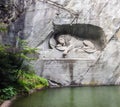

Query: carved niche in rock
[
  {"left": 49, "top": 34, "right": 98, "bottom": 58},
  {"left": 39, "top": 24, "right": 106, "bottom": 59}
]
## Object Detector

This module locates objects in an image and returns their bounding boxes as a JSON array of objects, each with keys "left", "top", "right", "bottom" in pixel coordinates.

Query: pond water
[{"left": 10, "top": 86, "right": 120, "bottom": 107}]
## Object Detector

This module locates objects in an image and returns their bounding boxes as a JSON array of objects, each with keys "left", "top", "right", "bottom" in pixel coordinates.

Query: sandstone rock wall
[{"left": 2, "top": 0, "right": 120, "bottom": 86}]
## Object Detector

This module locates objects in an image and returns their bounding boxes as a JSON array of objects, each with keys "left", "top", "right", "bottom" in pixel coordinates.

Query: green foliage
[
  {"left": 0, "top": 46, "right": 17, "bottom": 88},
  {"left": 0, "top": 43, "right": 38, "bottom": 88},
  {"left": 0, "top": 42, "right": 48, "bottom": 100},
  {"left": 0, "top": 22, "right": 7, "bottom": 32},
  {"left": 18, "top": 73, "right": 48, "bottom": 92},
  {"left": 0, "top": 86, "right": 17, "bottom": 100}
]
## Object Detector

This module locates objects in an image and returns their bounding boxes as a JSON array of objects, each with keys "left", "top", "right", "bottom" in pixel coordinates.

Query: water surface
[{"left": 10, "top": 86, "right": 120, "bottom": 107}]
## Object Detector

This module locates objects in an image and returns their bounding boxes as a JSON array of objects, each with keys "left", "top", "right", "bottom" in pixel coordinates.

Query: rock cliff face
[{"left": 1, "top": 0, "right": 120, "bottom": 86}]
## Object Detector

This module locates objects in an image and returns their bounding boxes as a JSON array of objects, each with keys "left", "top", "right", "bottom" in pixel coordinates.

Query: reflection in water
[
  {"left": 10, "top": 86, "right": 120, "bottom": 107},
  {"left": 70, "top": 88, "right": 74, "bottom": 107}
]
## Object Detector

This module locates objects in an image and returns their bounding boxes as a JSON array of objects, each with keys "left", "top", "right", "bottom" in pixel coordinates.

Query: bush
[
  {"left": 18, "top": 73, "right": 48, "bottom": 92},
  {"left": 0, "top": 43, "right": 39, "bottom": 88},
  {"left": 0, "top": 43, "right": 48, "bottom": 100},
  {"left": 0, "top": 86, "right": 17, "bottom": 100}
]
